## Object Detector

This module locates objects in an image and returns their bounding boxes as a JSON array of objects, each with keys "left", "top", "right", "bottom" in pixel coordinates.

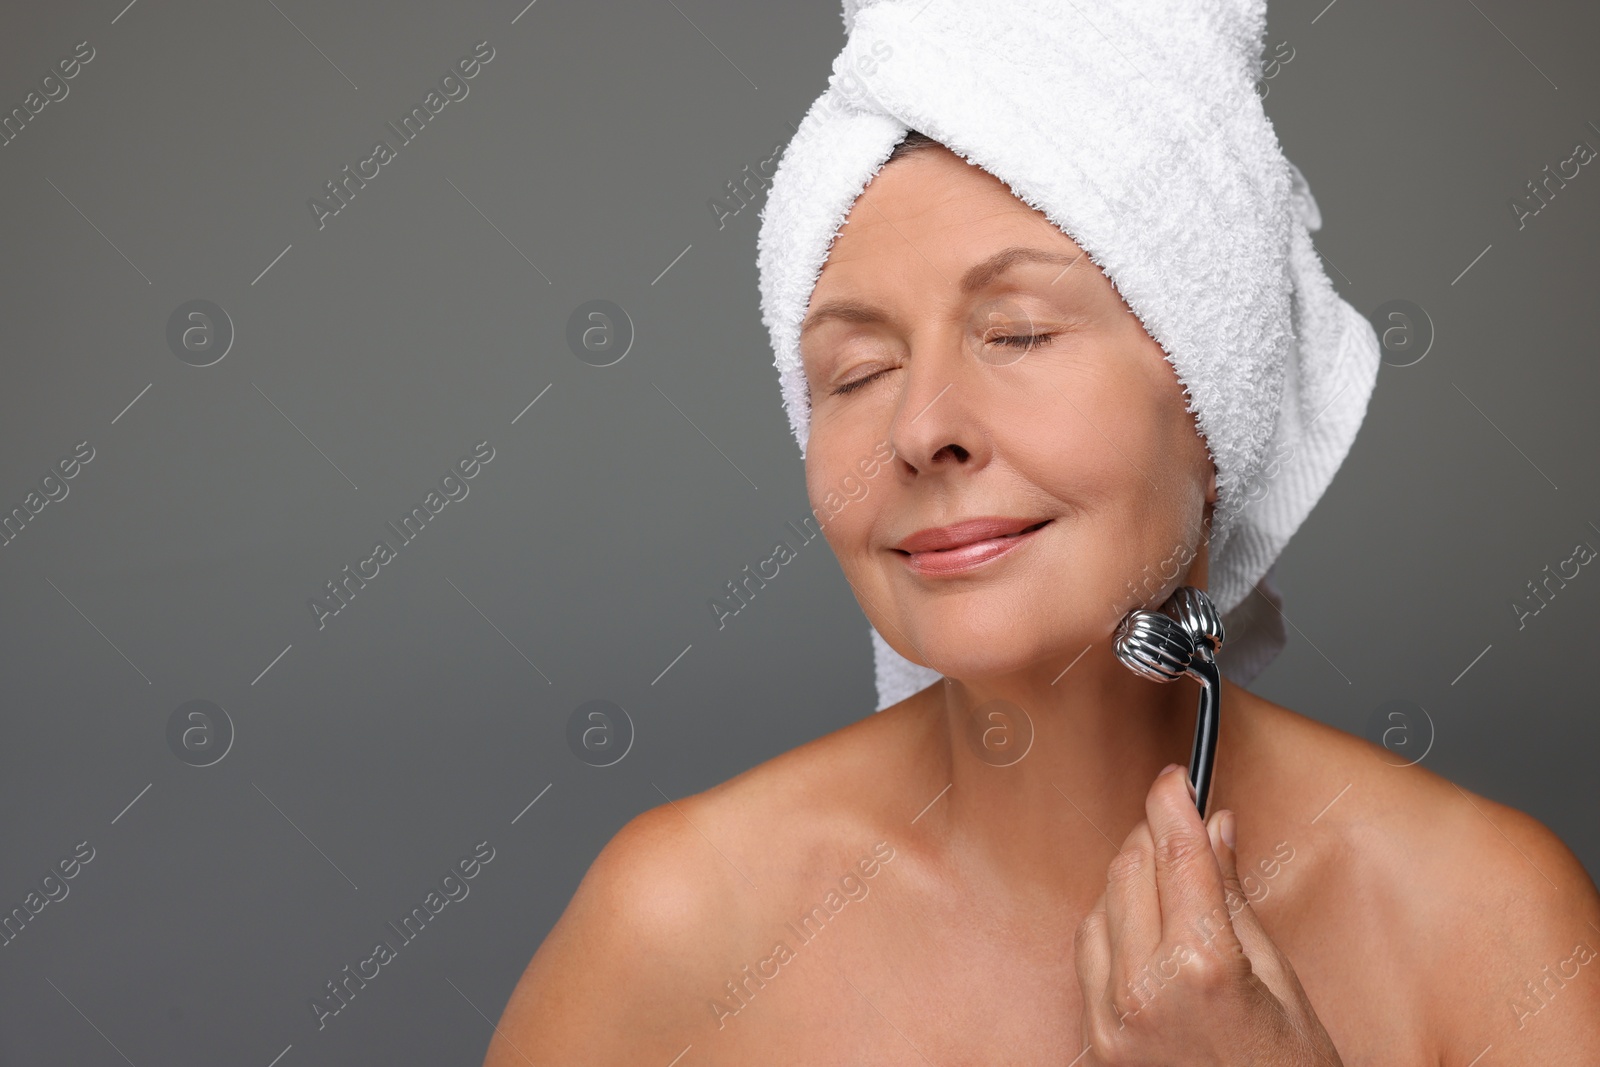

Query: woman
[{"left": 484, "top": 2, "right": 1600, "bottom": 1063}]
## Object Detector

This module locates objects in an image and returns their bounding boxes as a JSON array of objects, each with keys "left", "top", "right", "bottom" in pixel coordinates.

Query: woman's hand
[{"left": 1072, "top": 763, "right": 1343, "bottom": 1066}]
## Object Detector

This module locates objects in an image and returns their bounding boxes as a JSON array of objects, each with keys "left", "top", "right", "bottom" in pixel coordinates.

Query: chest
[
  {"left": 688, "top": 872, "right": 1434, "bottom": 1066},
  {"left": 695, "top": 892, "right": 1082, "bottom": 1066}
]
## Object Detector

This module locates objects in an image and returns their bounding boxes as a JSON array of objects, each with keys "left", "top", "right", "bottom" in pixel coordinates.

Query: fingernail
[
  {"left": 1221, "top": 810, "right": 1236, "bottom": 850},
  {"left": 1159, "top": 762, "right": 1180, "bottom": 777}
]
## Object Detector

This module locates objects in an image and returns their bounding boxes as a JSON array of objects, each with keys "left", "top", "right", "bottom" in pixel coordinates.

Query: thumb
[
  {"left": 1206, "top": 810, "right": 1245, "bottom": 901},
  {"left": 1206, "top": 811, "right": 1299, "bottom": 998},
  {"left": 1206, "top": 811, "right": 1253, "bottom": 933}
]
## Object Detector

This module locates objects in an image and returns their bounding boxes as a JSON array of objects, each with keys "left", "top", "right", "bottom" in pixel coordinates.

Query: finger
[
  {"left": 1201, "top": 810, "right": 1251, "bottom": 944},
  {"left": 1207, "top": 810, "right": 1297, "bottom": 996},
  {"left": 1102, "top": 818, "right": 1162, "bottom": 1003},
  {"left": 1073, "top": 896, "right": 1114, "bottom": 1030},
  {"left": 1207, "top": 811, "right": 1269, "bottom": 953},
  {"left": 1145, "top": 764, "right": 1235, "bottom": 954}
]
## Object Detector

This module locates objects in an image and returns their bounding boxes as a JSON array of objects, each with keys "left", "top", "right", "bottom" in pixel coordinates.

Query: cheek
[
  {"left": 1010, "top": 362, "right": 1166, "bottom": 517},
  {"left": 1011, "top": 356, "right": 1207, "bottom": 601},
  {"left": 805, "top": 441, "right": 878, "bottom": 546},
  {"left": 1107, "top": 412, "right": 1208, "bottom": 566}
]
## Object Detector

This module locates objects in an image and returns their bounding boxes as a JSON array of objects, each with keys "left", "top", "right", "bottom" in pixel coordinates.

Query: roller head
[
  {"left": 1113, "top": 609, "right": 1196, "bottom": 683},
  {"left": 1164, "top": 586, "right": 1225, "bottom": 660}
]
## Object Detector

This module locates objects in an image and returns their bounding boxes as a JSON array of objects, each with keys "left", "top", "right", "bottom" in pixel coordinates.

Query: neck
[{"left": 915, "top": 640, "right": 1205, "bottom": 905}]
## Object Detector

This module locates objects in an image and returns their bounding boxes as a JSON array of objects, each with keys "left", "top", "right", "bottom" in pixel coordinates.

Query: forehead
[
  {"left": 808, "top": 149, "right": 1096, "bottom": 301},
  {"left": 801, "top": 245, "right": 1091, "bottom": 341},
  {"left": 834, "top": 151, "right": 1047, "bottom": 249},
  {"left": 801, "top": 154, "right": 1105, "bottom": 344}
]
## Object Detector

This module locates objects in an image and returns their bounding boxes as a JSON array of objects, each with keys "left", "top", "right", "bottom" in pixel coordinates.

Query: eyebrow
[{"left": 799, "top": 245, "right": 1085, "bottom": 336}]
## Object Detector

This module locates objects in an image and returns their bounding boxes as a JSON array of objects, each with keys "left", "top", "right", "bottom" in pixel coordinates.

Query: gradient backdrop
[{"left": 1, "top": 0, "right": 1596, "bottom": 1063}]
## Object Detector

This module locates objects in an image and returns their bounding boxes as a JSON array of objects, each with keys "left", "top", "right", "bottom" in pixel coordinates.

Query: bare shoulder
[
  {"left": 481, "top": 800, "right": 745, "bottom": 1065},
  {"left": 1232, "top": 687, "right": 1600, "bottom": 1061},
  {"left": 483, "top": 704, "right": 916, "bottom": 1066}
]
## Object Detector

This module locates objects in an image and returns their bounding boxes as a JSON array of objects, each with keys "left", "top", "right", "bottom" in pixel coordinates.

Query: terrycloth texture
[{"left": 755, "top": 0, "right": 1380, "bottom": 711}]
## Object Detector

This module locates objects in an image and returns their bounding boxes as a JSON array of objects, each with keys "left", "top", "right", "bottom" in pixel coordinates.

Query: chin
[{"left": 887, "top": 608, "right": 1088, "bottom": 682}]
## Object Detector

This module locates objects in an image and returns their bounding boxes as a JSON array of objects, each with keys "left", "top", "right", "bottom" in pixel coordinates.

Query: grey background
[{"left": 1, "top": 0, "right": 1596, "bottom": 1063}]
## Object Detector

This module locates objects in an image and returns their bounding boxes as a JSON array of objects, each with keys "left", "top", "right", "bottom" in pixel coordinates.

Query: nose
[{"left": 886, "top": 330, "right": 991, "bottom": 476}]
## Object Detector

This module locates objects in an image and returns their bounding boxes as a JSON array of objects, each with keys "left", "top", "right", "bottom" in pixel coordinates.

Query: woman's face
[{"left": 799, "top": 144, "right": 1217, "bottom": 679}]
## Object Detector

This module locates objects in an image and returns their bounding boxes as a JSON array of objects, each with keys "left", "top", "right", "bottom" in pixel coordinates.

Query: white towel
[{"left": 755, "top": 0, "right": 1380, "bottom": 709}]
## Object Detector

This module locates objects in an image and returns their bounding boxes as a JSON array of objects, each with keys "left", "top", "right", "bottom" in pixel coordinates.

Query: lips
[
  {"left": 894, "top": 517, "right": 1051, "bottom": 554},
  {"left": 892, "top": 517, "right": 1052, "bottom": 577}
]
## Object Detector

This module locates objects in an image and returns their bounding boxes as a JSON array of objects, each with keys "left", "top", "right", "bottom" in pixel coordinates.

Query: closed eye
[
  {"left": 990, "top": 333, "right": 1056, "bottom": 349},
  {"left": 830, "top": 368, "right": 892, "bottom": 396},
  {"left": 830, "top": 334, "right": 1056, "bottom": 396}
]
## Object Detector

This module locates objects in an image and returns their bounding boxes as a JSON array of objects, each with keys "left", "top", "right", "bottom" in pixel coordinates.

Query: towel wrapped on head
[{"left": 755, "top": 0, "right": 1380, "bottom": 709}]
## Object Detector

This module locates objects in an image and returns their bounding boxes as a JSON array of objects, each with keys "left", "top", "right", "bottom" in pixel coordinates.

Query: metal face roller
[
  {"left": 1111, "top": 586, "right": 1225, "bottom": 818},
  {"left": 1113, "top": 610, "right": 1196, "bottom": 683},
  {"left": 1165, "top": 585, "right": 1224, "bottom": 662}
]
